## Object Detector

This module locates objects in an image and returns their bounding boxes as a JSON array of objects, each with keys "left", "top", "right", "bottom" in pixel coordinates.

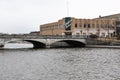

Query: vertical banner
[{"left": 65, "top": 17, "right": 71, "bottom": 30}]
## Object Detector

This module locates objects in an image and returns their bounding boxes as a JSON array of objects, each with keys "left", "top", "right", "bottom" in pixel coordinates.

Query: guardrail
[{"left": 0, "top": 35, "right": 87, "bottom": 39}]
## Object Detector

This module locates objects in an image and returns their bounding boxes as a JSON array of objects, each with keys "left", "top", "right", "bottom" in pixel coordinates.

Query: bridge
[{"left": 0, "top": 35, "right": 87, "bottom": 48}]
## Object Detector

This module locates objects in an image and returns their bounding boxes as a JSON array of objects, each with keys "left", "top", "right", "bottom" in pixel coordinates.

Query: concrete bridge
[{"left": 0, "top": 35, "right": 87, "bottom": 48}]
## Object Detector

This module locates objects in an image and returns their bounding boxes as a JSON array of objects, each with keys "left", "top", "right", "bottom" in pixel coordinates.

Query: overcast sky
[{"left": 0, "top": 0, "right": 120, "bottom": 34}]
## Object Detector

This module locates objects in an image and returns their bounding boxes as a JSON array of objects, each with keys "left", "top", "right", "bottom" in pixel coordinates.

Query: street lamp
[
  {"left": 52, "top": 29, "right": 53, "bottom": 36},
  {"left": 97, "top": 28, "right": 100, "bottom": 37},
  {"left": 80, "top": 30, "right": 82, "bottom": 36},
  {"left": 107, "top": 21, "right": 110, "bottom": 38}
]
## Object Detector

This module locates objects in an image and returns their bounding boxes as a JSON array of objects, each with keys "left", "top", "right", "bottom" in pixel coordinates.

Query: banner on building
[{"left": 65, "top": 17, "right": 71, "bottom": 30}]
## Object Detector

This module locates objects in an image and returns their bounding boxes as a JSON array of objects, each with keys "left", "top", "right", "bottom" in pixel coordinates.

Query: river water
[{"left": 0, "top": 43, "right": 120, "bottom": 80}]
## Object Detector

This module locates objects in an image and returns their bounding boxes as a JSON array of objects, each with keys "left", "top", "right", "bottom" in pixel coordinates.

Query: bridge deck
[{"left": 0, "top": 35, "right": 87, "bottom": 39}]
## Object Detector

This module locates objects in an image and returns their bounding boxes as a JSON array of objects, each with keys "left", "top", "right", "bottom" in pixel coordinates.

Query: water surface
[{"left": 0, "top": 47, "right": 120, "bottom": 80}]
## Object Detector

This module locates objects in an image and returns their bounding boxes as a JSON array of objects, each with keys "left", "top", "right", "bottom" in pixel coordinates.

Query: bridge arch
[
  {"left": 5, "top": 39, "right": 46, "bottom": 48},
  {"left": 24, "top": 40, "right": 46, "bottom": 48},
  {"left": 50, "top": 40, "right": 86, "bottom": 48}
]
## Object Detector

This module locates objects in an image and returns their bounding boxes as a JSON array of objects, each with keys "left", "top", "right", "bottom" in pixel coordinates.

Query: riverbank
[
  {"left": 86, "top": 45, "right": 120, "bottom": 49},
  {"left": 86, "top": 37, "right": 120, "bottom": 49}
]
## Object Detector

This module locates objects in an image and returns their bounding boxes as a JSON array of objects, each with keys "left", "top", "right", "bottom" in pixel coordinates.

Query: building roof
[{"left": 96, "top": 13, "right": 120, "bottom": 21}]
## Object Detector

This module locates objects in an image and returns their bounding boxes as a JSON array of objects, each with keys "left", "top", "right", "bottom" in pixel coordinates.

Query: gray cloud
[
  {"left": 0, "top": 0, "right": 67, "bottom": 34},
  {"left": 0, "top": 0, "right": 120, "bottom": 34}
]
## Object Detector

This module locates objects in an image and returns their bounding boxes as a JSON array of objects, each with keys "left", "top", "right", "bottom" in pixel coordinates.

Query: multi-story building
[
  {"left": 96, "top": 13, "right": 120, "bottom": 21},
  {"left": 97, "top": 13, "right": 120, "bottom": 36},
  {"left": 40, "top": 17, "right": 116, "bottom": 37},
  {"left": 29, "top": 31, "right": 40, "bottom": 35}
]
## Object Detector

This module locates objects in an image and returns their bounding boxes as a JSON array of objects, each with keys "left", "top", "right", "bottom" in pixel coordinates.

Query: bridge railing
[{"left": 0, "top": 35, "right": 87, "bottom": 39}]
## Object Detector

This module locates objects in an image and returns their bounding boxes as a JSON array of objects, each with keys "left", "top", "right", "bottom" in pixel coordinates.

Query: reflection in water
[
  {"left": 0, "top": 48, "right": 120, "bottom": 80},
  {"left": 4, "top": 43, "right": 33, "bottom": 49}
]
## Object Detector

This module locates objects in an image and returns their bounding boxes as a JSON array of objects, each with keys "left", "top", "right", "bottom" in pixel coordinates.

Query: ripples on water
[{"left": 0, "top": 46, "right": 120, "bottom": 80}]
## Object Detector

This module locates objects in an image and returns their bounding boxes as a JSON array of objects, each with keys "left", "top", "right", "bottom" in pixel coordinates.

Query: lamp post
[
  {"left": 107, "top": 21, "right": 109, "bottom": 38},
  {"left": 52, "top": 28, "right": 53, "bottom": 36},
  {"left": 80, "top": 30, "right": 82, "bottom": 36},
  {"left": 98, "top": 28, "right": 100, "bottom": 37}
]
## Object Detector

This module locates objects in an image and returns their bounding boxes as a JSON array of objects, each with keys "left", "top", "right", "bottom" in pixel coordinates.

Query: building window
[
  {"left": 75, "top": 24, "right": 77, "bottom": 28},
  {"left": 111, "top": 26, "right": 114, "bottom": 29},
  {"left": 113, "top": 22, "right": 115, "bottom": 25},
  {"left": 101, "top": 24, "right": 104, "bottom": 28},
  {"left": 84, "top": 24, "right": 86, "bottom": 28},
  {"left": 97, "top": 24, "right": 99, "bottom": 28},
  {"left": 92, "top": 24, "right": 94, "bottom": 28},
  {"left": 88, "top": 24, "right": 90, "bottom": 28},
  {"left": 59, "top": 24, "right": 63, "bottom": 28}
]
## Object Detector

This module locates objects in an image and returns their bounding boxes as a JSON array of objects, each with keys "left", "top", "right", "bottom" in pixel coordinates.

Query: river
[{"left": 0, "top": 43, "right": 120, "bottom": 80}]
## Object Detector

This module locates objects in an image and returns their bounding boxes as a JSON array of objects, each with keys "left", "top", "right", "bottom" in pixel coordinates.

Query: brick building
[
  {"left": 96, "top": 13, "right": 120, "bottom": 21},
  {"left": 40, "top": 17, "right": 116, "bottom": 37}
]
